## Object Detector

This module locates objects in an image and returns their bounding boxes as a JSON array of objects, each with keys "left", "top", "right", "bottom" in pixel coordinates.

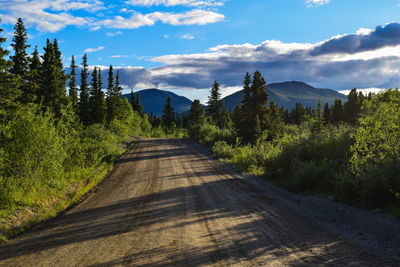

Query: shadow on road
[{"left": 0, "top": 139, "right": 391, "bottom": 266}]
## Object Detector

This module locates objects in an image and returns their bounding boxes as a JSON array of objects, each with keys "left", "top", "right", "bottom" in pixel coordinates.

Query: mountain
[
  {"left": 123, "top": 88, "right": 192, "bottom": 117},
  {"left": 222, "top": 81, "right": 347, "bottom": 111}
]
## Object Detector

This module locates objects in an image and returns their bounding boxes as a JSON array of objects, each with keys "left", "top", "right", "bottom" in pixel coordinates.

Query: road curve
[{"left": 0, "top": 138, "right": 396, "bottom": 266}]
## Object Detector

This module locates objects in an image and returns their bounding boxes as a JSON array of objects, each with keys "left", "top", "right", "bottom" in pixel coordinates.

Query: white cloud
[
  {"left": 0, "top": 0, "right": 104, "bottom": 32},
  {"left": 84, "top": 46, "right": 105, "bottom": 53},
  {"left": 339, "top": 88, "right": 388, "bottom": 96},
  {"left": 106, "top": 23, "right": 400, "bottom": 92},
  {"left": 94, "top": 9, "right": 224, "bottom": 29},
  {"left": 1, "top": 0, "right": 224, "bottom": 32},
  {"left": 164, "top": 34, "right": 170, "bottom": 39},
  {"left": 106, "top": 31, "right": 123, "bottom": 36},
  {"left": 306, "top": 0, "right": 330, "bottom": 7},
  {"left": 110, "top": 55, "right": 129, "bottom": 58},
  {"left": 124, "top": 0, "right": 224, "bottom": 7},
  {"left": 181, "top": 33, "right": 195, "bottom": 39}
]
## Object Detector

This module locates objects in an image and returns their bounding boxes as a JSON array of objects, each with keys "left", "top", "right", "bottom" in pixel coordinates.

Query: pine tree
[
  {"left": 343, "top": 88, "right": 363, "bottom": 125},
  {"left": 235, "top": 70, "right": 269, "bottom": 143},
  {"left": 26, "top": 46, "right": 40, "bottom": 103},
  {"left": 10, "top": 18, "right": 31, "bottom": 103},
  {"left": 312, "top": 98, "right": 323, "bottom": 133},
  {"left": 331, "top": 99, "right": 343, "bottom": 124},
  {"left": 241, "top": 72, "right": 251, "bottom": 106},
  {"left": 106, "top": 65, "right": 117, "bottom": 122},
  {"left": 135, "top": 92, "right": 144, "bottom": 115},
  {"left": 89, "top": 67, "right": 106, "bottom": 124},
  {"left": 79, "top": 53, "right": 90, "bottom": 125},
  {"left": 323, "top": 103, "right": 330, "bottom": 124},
  {"left": 10, "top": 18, "right": 29, "bottom": 78},
  {"left": 265, "top": 100, "right": 283, "bottom": 140},
  {"left": 68, "top": 55, "right": 78, "bottom": 112},
  {"left": 162, "top": 96, "right": 175, "bottom": 128},
  {"left": 188, "top": 99, "right": 205, "bottom": 126},
  {"left": 207, "top": 80, "right": 228, "bottom": 128},
  {"left": 40, "top": 38, "right": 67, "bottom": 117},
  {"left": 130, "top": 89, "right": 135, "bottom": 110},
  {"left": 0, "top": 18, "right": 21, "bottom": 113}
]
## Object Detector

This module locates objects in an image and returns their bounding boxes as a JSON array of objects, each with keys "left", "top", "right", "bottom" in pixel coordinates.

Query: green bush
[{"left": 212, "top": 141, "right": 234, "bottom": 159}]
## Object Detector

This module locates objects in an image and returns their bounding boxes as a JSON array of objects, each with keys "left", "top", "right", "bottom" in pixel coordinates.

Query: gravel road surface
[{"left": 0, "top": 138, "right": 398, "bottom": 266}]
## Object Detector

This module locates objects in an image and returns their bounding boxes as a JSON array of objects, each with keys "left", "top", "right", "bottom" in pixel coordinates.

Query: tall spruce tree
[
  {"left": 162, "top": 96, "right": 175, "bottom": 128},
  {"left": 331, "top": 99, "right": 343, "bottom": 124},
  {"left": 207, "top": 80, "right": 228, "bottom": 128},
  {"left": 188, "top": 99, "right": 205, "bottom": 126},
  {"left": 79, "top": 53, "right": 90, "bottom": 125},
  {"left": 323, "top": 103, "right": 331, "bottom": 124},
  {"left": 106, "top": 65, "right": 116, "bottom": 122},
  {"left": 10, "top": 18, "right": 29, "bottom": 78},
  {"left": 89, "top": 67, "right": 106, "bottom": 124},
  {"left": 26, "top": 46, "right": 40, "bottom": 103},
  {"left": 0, "top": 18, "right": 21, "bottom": 113},
  {"left": 68, "top": 55, "right": 78, "bottom": 112},
  {"left": 130, "top": 89, "right": 136, "bottom": 111},
  {"left": 235, "top": 70, "right": 268, "bottom": 143},
  {"left": 135, "top": 92, "right": 144, "bottom": 115},
  {"left": 343, "top": 88, "right": 363, "bottom": 125},
  {"left": 40, "top": 38, "right": 67, "bottom": 117},
  {"left": 10, "top": 18, "right": 30, "bottom": 103}
]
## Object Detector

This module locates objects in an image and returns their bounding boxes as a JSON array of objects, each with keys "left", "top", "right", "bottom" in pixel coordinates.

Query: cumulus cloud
[
  {"left": 310, "top": 23, "right": 400, "bottom": 56},
  {"left": 84, "top": 46, "right": 105, "bottom": 53},
  {"left": 339, "top": 88, "right": 388, "bottom": 96},
  {"left": 107, "top": 23, "right": 400, "bottom": 93},
  {"left": 124, "top": 0, "right": 225, "bottom": 7},
  {"left": 0, "top": 0, "right": 103, "bottom": 32},
  {"left": 1, "top": 0, "right": 225, "bottom": 32},
  {"left": 94, "top": 9, "right": 224, "bottom": 29},
  {"left": 181, "top": 33, "right": 195, "bottom": 39},
  {"left": 106, "top": 31, "right": 123, "bottom": 36},
  {"left": 305, "top": 0, "right": 330, "bottom": 7}
]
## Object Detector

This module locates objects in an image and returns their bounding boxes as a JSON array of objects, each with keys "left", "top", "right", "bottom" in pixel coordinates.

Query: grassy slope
[{"left": 0, "top": 138, "right": 136, "bottom": 242}]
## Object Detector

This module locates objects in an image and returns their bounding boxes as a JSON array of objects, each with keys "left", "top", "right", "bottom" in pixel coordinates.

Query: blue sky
[{"left": 2, "top": 0, "right": 400, "bottom": 102}]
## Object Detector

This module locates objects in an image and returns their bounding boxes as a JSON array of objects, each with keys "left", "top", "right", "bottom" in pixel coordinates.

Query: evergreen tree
[
  {"left": 89, "top": 67, "right": 107, "bottom": 124},
  {"left": 106, "top": 66, "right": 124, "bottom": 121},
  {"left": 241, "top": 72, "right": 252, "bottom": 106},
  {"left": 265, "top": 100, "right": 283, "bottom": 140},
  {"left": 235, "top": 71, "right": 269, "bottom": 143},
  {"left": 0, "top": 18, "right": 21, "bottom": 113},
  {"left": 331, "top": 99, "right": 343, "bottom": 124},
  {"left": 10, "top": 18, "right": 29, "bottom": 78},
  {"left": 135, "top": 92, "right": 144, "bottom": 115},
  {"left": 10, "top": 18, "right": 31, "bottom": 103},
  {"left": 26, "top": 46, "right": 40, "bottom": 103},
  {"left": 40, "top": 38, "right": 67, "bottom": 117},
  {"left": 188, "top": 99, "right": 205, "bottom": 126},
  {"left": 343, "top": 88, "right": 363, "bottom": 125},
  {"left": 79, "top": 53, "right": 90, "bottom": 125},
  {"left": 130, "top": 89, "right": 135, "bottom": 111},
  {"left": 323, "top": 103, "right": 331, "bottom": 124},
  {"left": 68, "top": 55, "right": 78, "bottom": 112},
  {"left": 207, "top": 80, "right": 228, "bottom": 129},
  {"left": 162, "top": 96, "right": 175, "bottom": 128},
  {"left": 312, "top": 98, "right": 323, "bottom": 133},
  {"left": 289, "top": 102, "right": 306, "bottom": 124}
]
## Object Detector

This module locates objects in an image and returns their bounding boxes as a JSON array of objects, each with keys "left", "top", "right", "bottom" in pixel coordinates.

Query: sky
[{"left": 1, "top": 0, "right": 400, "bottom": 102}]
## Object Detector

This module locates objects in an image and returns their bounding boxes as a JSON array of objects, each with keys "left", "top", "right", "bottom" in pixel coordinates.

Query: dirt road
[{"left": 0, "top": 138, "right": 396, "bottom": 266}]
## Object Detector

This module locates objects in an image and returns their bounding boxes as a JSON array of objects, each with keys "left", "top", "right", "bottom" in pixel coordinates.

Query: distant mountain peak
[
  {"left": 123, "top": 88, "right": 192, "bottom": 117},
  {"left": 223, "top": 81, "right": 346, "bottom": 110}
]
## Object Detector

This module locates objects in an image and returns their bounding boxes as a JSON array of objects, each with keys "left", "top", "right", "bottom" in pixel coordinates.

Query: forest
[{"left": 1, "top": 17, "right": 400, "bottom": 241}]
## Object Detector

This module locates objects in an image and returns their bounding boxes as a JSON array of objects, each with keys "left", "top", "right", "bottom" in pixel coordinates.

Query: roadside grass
[
  {"left": 0, "top": 138, "right": 134, "bottom": 243},
  {"left": 190, "top": 122, "right": 400, "bottom": 220}
]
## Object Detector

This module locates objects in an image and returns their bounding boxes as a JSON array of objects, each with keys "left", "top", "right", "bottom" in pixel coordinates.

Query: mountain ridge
[{"left": 222, "top": 81, "right": 346, "bottom": 111}]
